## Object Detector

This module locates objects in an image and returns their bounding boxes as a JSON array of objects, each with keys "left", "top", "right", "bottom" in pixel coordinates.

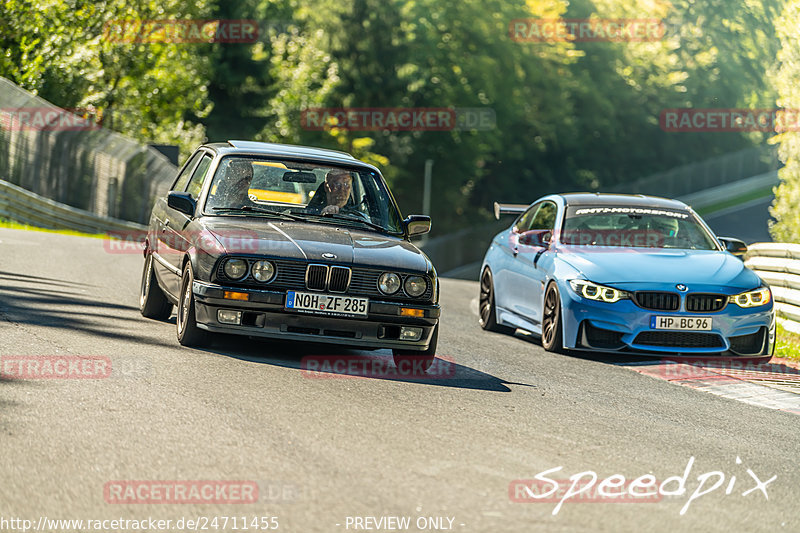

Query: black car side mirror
[
  {"left": 167, "top": 191, "right": 196, "bottom": 217},
  {"left": 404, "top": 215, "right": 431, "bottom": 236},
  {"left": 718, "top": 237, "right": 748, "bottom": 258}
]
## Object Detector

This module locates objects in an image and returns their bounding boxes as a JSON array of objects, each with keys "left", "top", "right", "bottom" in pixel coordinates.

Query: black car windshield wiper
[
  {"left": 304, "top": 212, "right": 396, "bottom": 234},
  {"left": 212, "top": 206, "right": 307, "bottom": 221}
]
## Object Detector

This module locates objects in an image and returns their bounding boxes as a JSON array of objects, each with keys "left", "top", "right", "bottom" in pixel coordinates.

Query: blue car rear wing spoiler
[{"left": 493, "top": 202, "right": 528, "bottom": 219}]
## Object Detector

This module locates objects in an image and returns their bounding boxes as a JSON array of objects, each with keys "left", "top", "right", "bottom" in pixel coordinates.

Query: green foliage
[
  {"left": 769, "top": 0, "right": 800, "bottom": 243},
  {"left": 1, "top": 0, "right": 789, "bottom": 234}
]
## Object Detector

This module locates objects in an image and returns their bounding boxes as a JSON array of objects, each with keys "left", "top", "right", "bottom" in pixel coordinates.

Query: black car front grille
[
  {"left": 634, "top": 331, "right": 725, "bottom": 348},
  {"left": 328, "top": 266, "right": 351, "bottom": 292},
  {"left": 729, "top": 328, "right": 767, "bottom": 355},
  {"left": 215, "top": 258, "right": 433, "bottom": 301},
  {"left": 686, "top": 293, "right": 727, "bottom": 313},
  {"left": 306, "top": 264, "right": 328, "bottom": 291},
  {"left": 634, "top": 291, "right": 680, "bottom": 311}
]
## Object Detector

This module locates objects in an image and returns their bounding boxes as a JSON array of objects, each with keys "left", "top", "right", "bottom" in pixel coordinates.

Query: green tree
[{"left": 769, "top": 0, "right": 800, "bottom": 242}]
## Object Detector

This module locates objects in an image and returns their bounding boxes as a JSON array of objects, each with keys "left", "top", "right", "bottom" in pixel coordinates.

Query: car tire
[
  {"left": 392, "top": 324, "right": 438, "bottom": 373},
  {"left": 479, "top": 268, "right": 515, "bottom": 334},
  {"left": 541, "top": 282, "right": 564, "bottom": 353},
  {"left": 177, "top": 263, "right": 209, "bottom": 347},
  {"left": 140, "top": 253, "right": 173, "bottom": 320}
]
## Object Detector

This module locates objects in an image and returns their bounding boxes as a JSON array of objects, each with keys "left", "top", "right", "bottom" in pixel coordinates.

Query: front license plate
[
  {"left": 650, "top": 316, "right": 712, "bottom": 331},
  {"left": 286, "top": 291, "right": 368, "bottom": 317}
]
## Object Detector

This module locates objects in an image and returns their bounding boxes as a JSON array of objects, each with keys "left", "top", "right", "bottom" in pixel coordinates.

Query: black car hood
[{"left": 200, "top": 218, "right": 431, "bottom": 272}]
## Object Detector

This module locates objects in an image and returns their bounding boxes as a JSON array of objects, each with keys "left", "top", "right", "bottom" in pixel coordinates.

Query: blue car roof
[{"left": 559, "top": 192, "right": 689, "bottom": 210}]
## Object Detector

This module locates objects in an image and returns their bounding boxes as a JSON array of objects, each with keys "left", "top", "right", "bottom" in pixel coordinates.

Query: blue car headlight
[
  {"left": 729, "top": 286, "right": 772, "bottom": 308},
  {"left": 569, "top": 279, "right": 630, "bottom": 303}
]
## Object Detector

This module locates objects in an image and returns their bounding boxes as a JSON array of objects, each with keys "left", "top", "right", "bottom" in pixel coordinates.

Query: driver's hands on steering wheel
[{"left": 321, "top": 205, "right": 340, "bottom": 215}]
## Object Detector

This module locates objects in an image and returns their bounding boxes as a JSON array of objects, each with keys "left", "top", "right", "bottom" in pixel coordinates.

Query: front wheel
[
  {"left": 479, "top": 268, "right": 515, "bottom": 334},
  {"left": 541, "top": 282, "right": 564, "bottom": 353},
  {"left": 392, "top": 324, "right": 438, "bottom": 372},
  {"left": 140, "top": 253, "right": 172, "bottom": 320},
  {"left": 177, "top": 263, "right": 209, "bottom": 347}
]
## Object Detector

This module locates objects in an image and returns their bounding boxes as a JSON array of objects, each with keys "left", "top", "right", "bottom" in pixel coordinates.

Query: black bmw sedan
[{"left": 139, "top": 140, "right": 439, "bottom": 369}]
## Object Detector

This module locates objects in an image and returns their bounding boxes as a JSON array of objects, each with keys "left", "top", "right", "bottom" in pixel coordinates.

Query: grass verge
[
  {"left": 695, "top": 187, "right": 774, "bottom": 216},
  {"left": 775, "top": 322, "right": 800, "bottom": 361},
  {"left": 0, "top": 219, "right": 105, "bottom": 239}
]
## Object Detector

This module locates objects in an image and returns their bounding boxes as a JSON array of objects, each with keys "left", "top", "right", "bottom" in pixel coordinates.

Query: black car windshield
[
  {"left": 561, "top": 205, "right": 719, "bottom": 250},
  {"left": 204, "top": 156, "right": 404, "bottom": 234}
]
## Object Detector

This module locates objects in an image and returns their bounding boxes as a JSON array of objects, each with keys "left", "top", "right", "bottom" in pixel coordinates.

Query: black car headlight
[
  {"left": 730, "top": 287, "right": 771, "bottom": 308},
  {"left": 251, "top": 260, "right": 275, "bottom": 282},
  {"left": 378, "top": 272, "right": 401, "bottom": 295},
  {"left": 223, "top": 258, "right": 248, "bottom": 280},
  {"left": 404, "top": 275, "right": 427, "bottom": 298},
  {"left": 569, "top": 280, "right": 629, "bottom": 303}
]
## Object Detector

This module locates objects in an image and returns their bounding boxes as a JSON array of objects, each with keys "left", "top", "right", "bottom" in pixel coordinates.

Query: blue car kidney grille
[{"left": 634, "top": 291, "right": 680, "bottom": 311}]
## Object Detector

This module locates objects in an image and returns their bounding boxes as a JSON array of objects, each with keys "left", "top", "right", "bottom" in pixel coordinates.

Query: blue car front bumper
[{"left": 559, "top": 282, "right": 775, "bottom": 356}]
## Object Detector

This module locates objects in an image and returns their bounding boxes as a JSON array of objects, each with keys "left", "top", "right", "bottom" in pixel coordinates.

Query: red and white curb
[{"left": 618, "top": 357, "right": 800, "bottom": 415}]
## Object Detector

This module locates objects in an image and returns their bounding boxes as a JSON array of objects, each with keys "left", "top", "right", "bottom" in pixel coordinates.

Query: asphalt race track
[{"left": 0, "top": 227, "right": 797, "bottom": 533}]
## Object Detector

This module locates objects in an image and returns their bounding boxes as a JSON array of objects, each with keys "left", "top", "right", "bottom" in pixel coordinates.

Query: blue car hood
[{"left": 557, "top": 248, "right": 760, "bottom": 290}]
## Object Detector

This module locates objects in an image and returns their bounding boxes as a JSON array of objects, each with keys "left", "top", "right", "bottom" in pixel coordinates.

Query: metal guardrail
[
  {"left": 0, "top": 77, "right": 176, "bottom": 225},
  {"left": 608, "top": 144, "right": 780, "bottom": 198},
  {"left": 0, "top": 178, "right": 145, "bottom": 234},
  {"left": 745, "top": 243, "right": 800, "bottom": 330},
  {"left": 677, "top": 170, "right": 778, "bottom": 211},
  {"left": 418, "top": 221, "right": 508, "bottom": 274}
]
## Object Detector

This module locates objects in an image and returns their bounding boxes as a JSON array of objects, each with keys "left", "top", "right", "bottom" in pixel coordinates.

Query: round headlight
[
  {"left": 223, "top": 258, "right": 248, "bottom": 280},
  {"left": 404, "top": 275, "right": 427, "bottom": 297},
  {"left": 252, "top": 260, "right": 275, "bottom": 282},
  {"left": 378, "top": 272, "right": 401, "bottom": 295}
]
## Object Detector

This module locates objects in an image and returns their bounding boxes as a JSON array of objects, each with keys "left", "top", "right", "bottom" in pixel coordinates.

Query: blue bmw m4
[{"left": 479, "top": 193, "right": 775, "bottom": 359}]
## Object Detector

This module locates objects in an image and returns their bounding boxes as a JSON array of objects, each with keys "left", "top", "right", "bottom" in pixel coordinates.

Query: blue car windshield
[{"left": 561, "top": 206, "right": 719, "bottom": 250}]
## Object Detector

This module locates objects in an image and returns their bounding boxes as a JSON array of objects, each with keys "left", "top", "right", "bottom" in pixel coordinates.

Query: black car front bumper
[{"left": 192, "top": 280, "right": 439, "bottom": 350}]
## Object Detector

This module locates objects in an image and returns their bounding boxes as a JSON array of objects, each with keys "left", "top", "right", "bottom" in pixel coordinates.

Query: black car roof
[
  {"left": 560, "top": 192, "right": 689, "bottom": 209},
  {"left": 203, "top": 140, "right": 366, "bottom": 167}
]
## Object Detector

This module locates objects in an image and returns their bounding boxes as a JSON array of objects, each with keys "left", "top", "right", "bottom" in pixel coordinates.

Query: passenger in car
[{"left": 211, "top": 159, "right": 254, "bottom": 208}]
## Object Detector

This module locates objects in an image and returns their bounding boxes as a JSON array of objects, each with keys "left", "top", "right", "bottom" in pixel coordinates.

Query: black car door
[{"left": 160, "top": 152, "right": 213, "bottom": 297}]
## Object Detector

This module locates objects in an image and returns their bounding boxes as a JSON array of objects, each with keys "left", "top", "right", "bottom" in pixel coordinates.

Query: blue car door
[{"left": 503, "top": 201, "right": 557, "bottom": 327}]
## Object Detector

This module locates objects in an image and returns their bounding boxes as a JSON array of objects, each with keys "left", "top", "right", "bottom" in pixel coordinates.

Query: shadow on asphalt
[
  {"left": 0, "top": 270, "right": 174, "bottom": 350},
  {"left": 194, "top": 334, "right": 525, "bottom": 392},
  {"left": 510, "top": 329, "right": 664, "bottom": 365}
]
